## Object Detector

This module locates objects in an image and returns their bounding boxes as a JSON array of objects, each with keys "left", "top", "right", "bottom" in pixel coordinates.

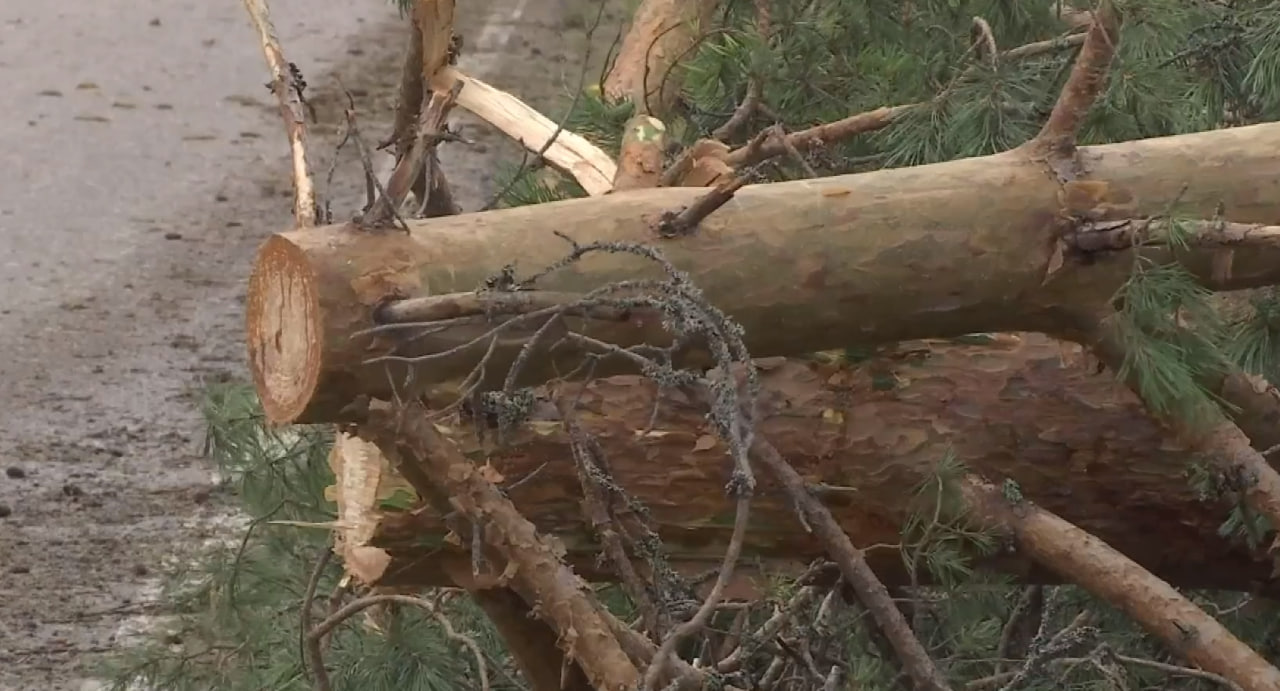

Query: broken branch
[
  {"left": 429, "top": 67, "right": 617, "bottom": 195},
  {"left": 361, "top": 81, "right": 462, "bottom": 225},
  {"left": 752, "top": 438, "right": 952, "bottom": 691},
  {"left": 240, "top": 0, "right": 317, "bottom": 228},
  {"left": 962, "top": 477, "right": 1280, "bottom": 691}
]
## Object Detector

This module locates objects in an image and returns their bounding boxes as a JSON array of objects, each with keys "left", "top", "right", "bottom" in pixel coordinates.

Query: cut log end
[{"left": 248, "top": 234, "right": 323, "bottom": 425}]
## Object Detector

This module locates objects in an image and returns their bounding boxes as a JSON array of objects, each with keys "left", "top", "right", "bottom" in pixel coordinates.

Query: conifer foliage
[{"left": 106, "top": 0, "right": 1280, "bottom": 689}]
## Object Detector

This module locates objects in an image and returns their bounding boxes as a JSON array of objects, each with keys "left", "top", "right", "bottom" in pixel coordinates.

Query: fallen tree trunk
[
  {"left": 326, "top": 333, "right": 1278, "bottom": 592},
  {"left": 248, "top": 122, "right": 1280, "bottom": 425}
]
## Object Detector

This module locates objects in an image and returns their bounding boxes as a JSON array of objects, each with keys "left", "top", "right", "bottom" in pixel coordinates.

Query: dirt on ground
[{"left": 0, "top": 1, "right": 625, "bottom": 689}]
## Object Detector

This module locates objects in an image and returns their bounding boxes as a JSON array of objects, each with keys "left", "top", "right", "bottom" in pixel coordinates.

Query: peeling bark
[{"left": 328, "top": 334, "right": 1280, "bottom": 592}]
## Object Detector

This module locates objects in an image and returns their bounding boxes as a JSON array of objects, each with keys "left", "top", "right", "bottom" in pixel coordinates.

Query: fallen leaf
[
  {"left": 693, "top": 435, "right": 718, "bottom": 452},
  {"left": 821, "top": 409, "right": 845, "bottom": 424}
]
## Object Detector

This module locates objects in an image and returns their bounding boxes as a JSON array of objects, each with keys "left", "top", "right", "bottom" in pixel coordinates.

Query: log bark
[
  {"left": 603, "top": 0, "right": 721, "bottom": 116},
  {"left": 325, "top": 333, "right": 1280, "bottom": 592},
  {"left": 247, "top": 122, "right": 1280, "bottom": 425}
]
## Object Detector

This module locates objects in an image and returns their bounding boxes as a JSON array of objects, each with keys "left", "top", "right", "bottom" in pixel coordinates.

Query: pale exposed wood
[
  {"left": 247, "top": 122, "right": 1280, "bottom": 424},
  {"left": 428, "top": 67, "right": 616, "bottom": 195},
  {"left": 240, "top": 0, "right": 316, "bottom": 227}
]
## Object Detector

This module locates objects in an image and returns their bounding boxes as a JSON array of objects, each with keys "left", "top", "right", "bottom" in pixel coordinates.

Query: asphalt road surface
[{"left": 0, "top": 1, "right": 621, "bottom": 688}]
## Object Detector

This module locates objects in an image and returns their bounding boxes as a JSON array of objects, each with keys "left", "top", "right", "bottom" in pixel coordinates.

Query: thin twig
[
  {"left": 240, "top": 0, "right": 318, "bottom": 227},
  {"left": 306, "top": 593, "right": 491, "bottom": 691},
  {"left": 301, "top": 548, "right": 334, "bottom": 691},
  {"left": 642, "top": 495, "right": 752, "bottom": 690}
]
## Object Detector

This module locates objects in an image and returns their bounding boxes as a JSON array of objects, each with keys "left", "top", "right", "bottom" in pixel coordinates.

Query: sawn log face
[{"left": 360, "top": 334, "right": 1276, "bottom": 592}]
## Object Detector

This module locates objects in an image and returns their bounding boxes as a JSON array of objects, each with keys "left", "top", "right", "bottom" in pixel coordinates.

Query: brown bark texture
[
  {"left": 464, "top": 584, "right": 594, "bottom": 691},
  {"left": 247, "top": 122, "right": 1280, "bottom": 425},
  {"left": 332, "top": 334, "right": 1278, "bottom": 592},
  {"left": 603, "top": 0, "right": 721, "bottom": 116},
  {"left": 361, "top": 403, "right": 642, "bottom": 691}
]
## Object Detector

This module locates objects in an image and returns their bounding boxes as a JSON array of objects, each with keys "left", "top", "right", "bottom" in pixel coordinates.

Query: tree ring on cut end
[{"left": 247, "top": 235, "right": 321, "bottom": 424}]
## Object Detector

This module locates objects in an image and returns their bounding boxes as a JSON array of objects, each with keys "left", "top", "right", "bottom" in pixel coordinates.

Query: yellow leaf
[
  {"left": 821, "top": 409, "right": 844, "bottom": 425},
  {"left": 693, "top": 435, "right": 718, "bottom": 452}
]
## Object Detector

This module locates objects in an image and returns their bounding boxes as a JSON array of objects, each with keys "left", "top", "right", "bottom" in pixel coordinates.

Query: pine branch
[
  {"left": 306, "top": 592, "right": 492, "bottom": 691},
  {"left": 1030, "top": 1, "right": 1120, "bottom": 161},
  {"left": 717, "top": 31, "right": 1089, "bottom": 172},
  {"left": 711, "top": 0, "right": 772, "bottom": 142},
  {"left": 962, "top": 476, "right": 1280, "bottom": 691}
]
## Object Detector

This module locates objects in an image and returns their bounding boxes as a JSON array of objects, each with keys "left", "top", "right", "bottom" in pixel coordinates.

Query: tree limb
[
  {"left": 240, "top": 0, "right": 317, "bottom": 228},
  {"left": 962, "top": 476, "right": 1280, "bottom": 691},
  {"left": 361, "top": 401, "right": 641, "bottom": 691}
]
